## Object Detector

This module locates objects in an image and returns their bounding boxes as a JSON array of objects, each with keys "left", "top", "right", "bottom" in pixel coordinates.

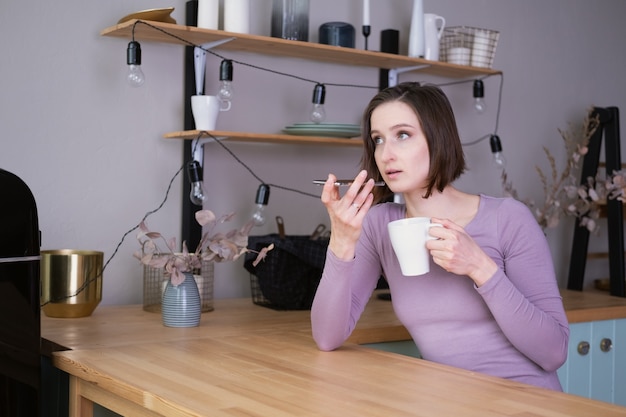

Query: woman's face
[{"left": 370, "top": 100, "right": 430, "bottom": 194}]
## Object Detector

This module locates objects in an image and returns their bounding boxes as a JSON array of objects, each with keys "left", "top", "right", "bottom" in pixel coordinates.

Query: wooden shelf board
[
  {"left": 102, "top": 20, "right": 502, "bottom": 78},
  {"left": 163, "top": 130, "right": 364, "bottom": 147}
]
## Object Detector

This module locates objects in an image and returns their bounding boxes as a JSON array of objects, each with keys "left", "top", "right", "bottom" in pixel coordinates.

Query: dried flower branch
[
  {"left": 134, "top": 210, "right": 273, "bottom": 286},
  {"left": 501, "top": 109, "right": 626, "bottom": 233}
]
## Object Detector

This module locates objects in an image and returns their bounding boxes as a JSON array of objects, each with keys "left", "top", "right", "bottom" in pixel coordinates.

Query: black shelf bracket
[{"left": 181, "top": 0, "right": 203, "bottom": 251}]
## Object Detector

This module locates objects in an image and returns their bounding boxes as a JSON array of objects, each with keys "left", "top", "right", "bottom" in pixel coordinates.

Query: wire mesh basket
[
  {"left": 197, "top": 260, "right": 214, "bottom": 312},
  {"left": 142, "top": 258, "right": 214, "bottom": 313},
  {"left": 249, "top": 273, "right": 272, "bottom": 307},
  {"left": 439, "top": 26, "right": 500, "bottom": 68}
]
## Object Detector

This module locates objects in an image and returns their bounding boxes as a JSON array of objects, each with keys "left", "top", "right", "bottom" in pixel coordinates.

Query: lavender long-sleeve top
[{"left": 311, "top": 195, "right": 569, "bottom": 391}]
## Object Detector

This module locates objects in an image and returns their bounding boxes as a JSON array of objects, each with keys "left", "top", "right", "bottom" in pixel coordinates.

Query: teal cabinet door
[
  {"left": 558, "top": 321, "right": 592, "bottom": 396},
  {"left": 558, "top": 318, "right": 626, "bottom": 405}
]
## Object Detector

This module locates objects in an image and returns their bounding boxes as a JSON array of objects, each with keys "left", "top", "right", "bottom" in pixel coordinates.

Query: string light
[
  {"left": 126, "top": 40, "right": 145, "bottom": 87},
  {"left": 251, "top": 184, "right": 270, "bottom": 226},
  {"left": 124, "top": 21, "right": 505, "bottom": 167},
  {"left": 218, "top": 59, "right": 234, "bottom": 103},
  {"left": 187, "top": 160, "right": 207, "bottom": 206},
  {"left": 473, "top": 79, "right": 486, "bottom": 113},
  {"left": 310, "top": 83, "right": 326, "bottom": 124},
  {"left": 490, "top": 135, "right": 506, "bottom": 169}
]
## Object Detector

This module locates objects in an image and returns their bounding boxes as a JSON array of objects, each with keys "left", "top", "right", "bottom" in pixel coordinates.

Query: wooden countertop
[
  {"left": 560, "top": 289, "right": 626, "bottom": 322},
  {"left": 42, "top": 289, "right": 626, "bottom": 353},
  {"left": 45, "top": 290, "right": 626, "bottom": 416},
  {"left": 41, "top": 294, "right": 408, "bottom": 353},
  {"left": 54, "top": 332, "right": 626, "bottom": 417}
]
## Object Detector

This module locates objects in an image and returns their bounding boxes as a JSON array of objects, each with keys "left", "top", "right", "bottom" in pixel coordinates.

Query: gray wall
[{"left": 2, "top": 0, "right": 625, "bottom": 306}]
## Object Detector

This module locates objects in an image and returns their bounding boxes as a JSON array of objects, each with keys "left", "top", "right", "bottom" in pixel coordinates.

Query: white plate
[{"left": 290, "top": 122, "right": 360, "bottom": 128}]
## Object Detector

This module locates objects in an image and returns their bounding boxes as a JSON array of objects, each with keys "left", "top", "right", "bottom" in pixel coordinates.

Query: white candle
[
  {"left": 197, "top": 0, "right": 219, "bottom": 30},
  {"left": 363, "top": 0, "right": 370, "bottom": 26},
  {"left": 224, "top": 0, "right": 250, "bottom": 34}
]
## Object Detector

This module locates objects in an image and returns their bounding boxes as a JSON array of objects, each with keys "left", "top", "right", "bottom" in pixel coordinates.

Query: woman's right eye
[{"left": 372, "top": 136, "right": 384, "bottom": 145}]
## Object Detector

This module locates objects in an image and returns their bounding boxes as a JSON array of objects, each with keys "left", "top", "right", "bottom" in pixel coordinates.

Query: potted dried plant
[
  {"left": 135, "top": 209, "right": 272, "bottom": 327},
  {"left": 502, "top": 109, "right": 626, "bottom": 233}
]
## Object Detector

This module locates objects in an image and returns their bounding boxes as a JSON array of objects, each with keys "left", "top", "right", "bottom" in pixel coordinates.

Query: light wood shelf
[
  {"left": 101, "top": 20, "right": 502, "bottom": 78},
  {"left": 164, "top": 130, "right": 364, "bottom": 147},
  {"left": 103, "top": 20, "right": 501, "bottom": 146}
]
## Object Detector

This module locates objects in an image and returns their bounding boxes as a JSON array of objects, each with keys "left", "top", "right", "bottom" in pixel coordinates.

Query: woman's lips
[{"left": 385, "top": 169, "right": 401, "bottom": 180}]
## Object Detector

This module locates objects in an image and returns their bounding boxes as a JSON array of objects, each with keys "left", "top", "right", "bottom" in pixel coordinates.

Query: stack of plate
[{"left": 282, "top": 123, "right": 361, "bottom": 138}]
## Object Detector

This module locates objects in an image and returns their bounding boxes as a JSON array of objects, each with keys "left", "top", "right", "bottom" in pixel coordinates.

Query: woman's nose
[{"left": 378, "top": 141, "right": 396, "bottom": 161}]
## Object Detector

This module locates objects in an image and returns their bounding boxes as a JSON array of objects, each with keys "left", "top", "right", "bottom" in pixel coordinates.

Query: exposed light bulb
[
  {"left": 252, "top": 184, "right": 270, "bottom": 227},
  {"left": 126, "top": 41, "right": 145, "bottom": 87},
  {"left": 310, "top": 83, "right": 326, "bottom": 124},
  {"left": 187, "top": 160, "right": 207, "bottom": 206},
  {"left": 473, "top": 79, "right": 486, "bottom": 114},
  {"left": 490, "top": 135, "right": 507, "bottom": 169},
  {"left": 218, "top": 59, "right": 234, "bottom": 103}
]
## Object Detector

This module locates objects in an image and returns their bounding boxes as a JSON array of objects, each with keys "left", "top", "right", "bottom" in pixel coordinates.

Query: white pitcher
[{"left": 423, "top": 13, "right": 445, "bottom": 61}]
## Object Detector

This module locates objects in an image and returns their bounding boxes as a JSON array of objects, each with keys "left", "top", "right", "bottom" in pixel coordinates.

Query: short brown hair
[{"left": 360, "top": 82, "right": 466, "bottom": 202}]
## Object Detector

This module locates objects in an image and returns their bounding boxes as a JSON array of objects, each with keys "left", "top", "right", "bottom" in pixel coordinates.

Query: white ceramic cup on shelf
[
  {"left": 447, "top": 47, "right": 471, "bottom": 65},
  {"left": 191, "top": 95, "right": 231, "bottom": 131},
  {"left": 388, "top": 217, "right": 442, "bottom": 276}
]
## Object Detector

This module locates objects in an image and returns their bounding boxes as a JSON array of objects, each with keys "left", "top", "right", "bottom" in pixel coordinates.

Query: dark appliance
[{"left": 0, "top": 168, "right": 41, "bottom": 416}]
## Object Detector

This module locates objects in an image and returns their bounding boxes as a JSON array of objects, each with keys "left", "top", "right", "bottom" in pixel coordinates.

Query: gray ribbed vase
[{"left": 161, "top": 272, "right": 201, "bottom": 327}]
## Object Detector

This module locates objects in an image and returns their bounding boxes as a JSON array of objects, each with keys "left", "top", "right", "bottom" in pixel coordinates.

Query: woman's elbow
[
  {"left": 312, "top": 330, "right": 343, "bottom": 352},
  {"left": 539, "top": 328, "right": 570, "bottom": 372},
  {"left": 315, "top": 340, "right": 341, "bottom": 352}
]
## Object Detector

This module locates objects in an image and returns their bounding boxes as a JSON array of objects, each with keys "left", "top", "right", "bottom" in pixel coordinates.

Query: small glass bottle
[{"left": 271, "top": 0, "right": 310, "bottom": 41}]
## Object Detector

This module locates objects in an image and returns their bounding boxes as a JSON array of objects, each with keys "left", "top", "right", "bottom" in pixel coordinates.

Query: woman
[{"left": 311, "top": 82, "right": 569, "bottom": 391}]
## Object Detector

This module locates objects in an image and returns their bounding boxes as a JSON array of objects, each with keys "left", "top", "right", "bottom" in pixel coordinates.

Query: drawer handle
[
  {"left": 600, "top": 338, "right": 613, "bottom": 353},
  {"left": 577, "top": 341, "right": 590, "bottom": 355}
]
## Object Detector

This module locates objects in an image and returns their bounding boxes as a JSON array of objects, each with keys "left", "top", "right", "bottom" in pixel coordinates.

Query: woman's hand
[
  {"left": 321, "top": 170, "right": 375, "bottom": 260},
  {"left": 426, "top": 217, "right": 498, "bottom": 287}
]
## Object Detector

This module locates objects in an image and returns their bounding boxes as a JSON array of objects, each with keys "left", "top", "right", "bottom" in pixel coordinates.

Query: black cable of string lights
[
  {"left": 41, "top": 21, "right": 505, "bottom": 304},
  {"left": 130, "top": 20, "right": 504, "bottom": 144}
]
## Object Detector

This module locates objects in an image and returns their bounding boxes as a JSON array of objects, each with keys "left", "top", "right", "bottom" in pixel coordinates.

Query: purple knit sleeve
[
  {"left": 476, "top": 199, "right": 569, "bottom": 371},
  {"left": 311, "top": 214, "right": 383, "bottom": 351}
]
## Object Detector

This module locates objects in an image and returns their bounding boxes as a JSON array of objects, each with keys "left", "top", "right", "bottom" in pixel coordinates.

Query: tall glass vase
[
  {"left": 271, "top": 0, "right": 309, "bottom": 41},
  {"left": 161, "top": 272, "right": 202, "bottom": 327}
]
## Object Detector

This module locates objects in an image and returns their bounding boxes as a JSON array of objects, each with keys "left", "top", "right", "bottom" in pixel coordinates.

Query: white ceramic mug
[
  {"left": 388, "top": 217, "right": 442, "bottom": 276},
  {"left": 191, "top": 95, "right": 231, "bottom": 131},
  {"left": 423, "top": 13, "right": 445, "bottom": 61}
]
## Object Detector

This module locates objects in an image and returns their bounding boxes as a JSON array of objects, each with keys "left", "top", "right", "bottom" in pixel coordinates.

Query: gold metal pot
[{"left": 40, "top": 249, "right": 103, "bottom": 318}]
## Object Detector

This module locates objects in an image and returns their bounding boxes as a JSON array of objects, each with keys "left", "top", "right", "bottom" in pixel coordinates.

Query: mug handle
[
  {"left": 435, "top": 16, "right": 446, "bottom": 39},
  {"left": 219, "top": 99, "right": 232, "bottom": 111},
  {"left": 427, "top": 222, "right": 443, "bottom": 240}
]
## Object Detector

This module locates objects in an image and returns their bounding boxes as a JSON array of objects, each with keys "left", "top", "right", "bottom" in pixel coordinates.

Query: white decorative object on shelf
[
  {"left": 224, "top": 0, "right": 250, "bottom": 34},
  {"left": 197, "top": 0, "right": 219, "bottom": 30},
  {"left": 423, "top": 13, "right": 445, "bottom": 61},
  {"left": 408, "top": 0, "right": 425, "bottom": 57}
]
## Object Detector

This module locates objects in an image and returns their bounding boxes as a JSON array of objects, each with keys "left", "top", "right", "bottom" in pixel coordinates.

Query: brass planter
[{"left": 41, "top": 249, "right": 103, "bottom": 318}]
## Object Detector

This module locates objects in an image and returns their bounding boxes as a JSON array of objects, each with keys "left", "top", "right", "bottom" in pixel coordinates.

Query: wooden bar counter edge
[{"left": 42, "top": 289, "right": 626, "bottom": 417}]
